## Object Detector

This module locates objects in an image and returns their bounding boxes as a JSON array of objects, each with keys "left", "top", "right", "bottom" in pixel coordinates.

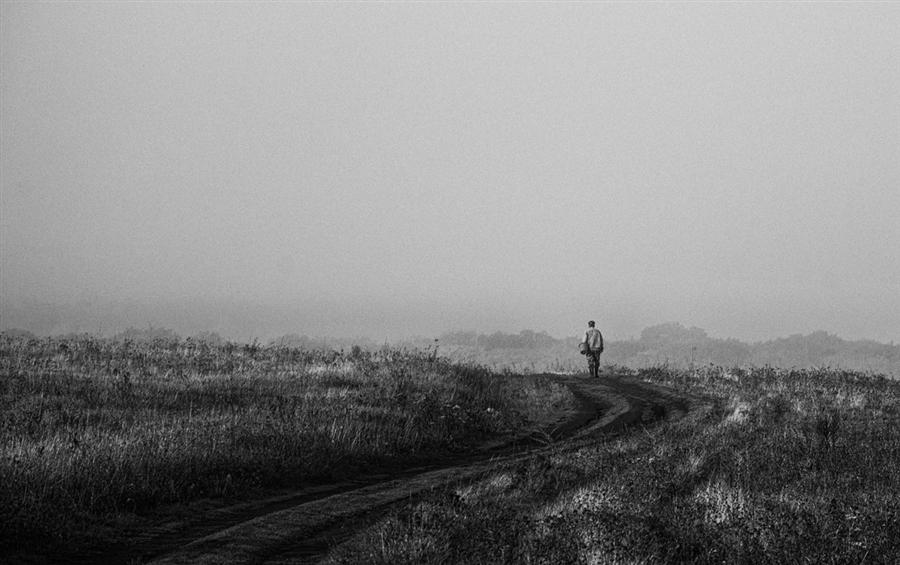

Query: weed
[
  {"left": 322, "top": 365, "right": 900, "bottom": 564},
  {"left": 0, "top": 336, "right": 571, "bottom": 553}
]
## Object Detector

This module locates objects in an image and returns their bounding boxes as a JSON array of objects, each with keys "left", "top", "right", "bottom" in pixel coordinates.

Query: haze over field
[{"left": 1, "top": 3, "right": 898, "bottom": 343}]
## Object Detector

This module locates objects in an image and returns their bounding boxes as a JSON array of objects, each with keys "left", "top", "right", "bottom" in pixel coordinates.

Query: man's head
[{"left": 588, "top": 321, "right": 595, "bottom": 328}]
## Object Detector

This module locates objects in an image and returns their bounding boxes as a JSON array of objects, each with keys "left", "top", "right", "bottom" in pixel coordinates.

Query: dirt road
[{"left": 74, "top": 373, "right": 702, "bottom": 565}]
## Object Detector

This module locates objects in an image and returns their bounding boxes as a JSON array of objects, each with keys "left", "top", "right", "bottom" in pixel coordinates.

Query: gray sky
[{"left": 1, "top": 2, "right": 898, "bottom": 342}]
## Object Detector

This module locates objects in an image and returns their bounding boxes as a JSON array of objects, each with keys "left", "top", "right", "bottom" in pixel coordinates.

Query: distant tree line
[
  {"left": 438, "top": 322, "right": 899, "bottom": 377},
  {"left": 3, "top": 322, "right": 896, "bottom": 377},
  {"left": 439, "top": 330, "right": 559, "bottom": 350}
]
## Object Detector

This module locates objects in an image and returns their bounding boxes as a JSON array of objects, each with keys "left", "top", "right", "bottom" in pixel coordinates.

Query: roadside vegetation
[
  {"left": 324, "top": 365, "right": 900, "bottom": 564},
  {"left": 0, "top": 335, "right": 572, "bottom": 553}
]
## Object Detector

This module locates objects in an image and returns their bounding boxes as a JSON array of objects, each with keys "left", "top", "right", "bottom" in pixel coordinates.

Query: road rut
[{"left": 72, "top": 373, "right": 703, "bottom": 565}]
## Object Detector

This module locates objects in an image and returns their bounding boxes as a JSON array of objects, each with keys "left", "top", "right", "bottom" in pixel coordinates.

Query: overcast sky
[{"left": 1, "top": 2, "right": 898, "bottom": 342}]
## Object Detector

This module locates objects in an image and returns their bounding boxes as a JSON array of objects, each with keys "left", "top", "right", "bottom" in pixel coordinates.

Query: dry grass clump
[
  {"left": 0, "top": 335, "right": 571, "bottom": 552},
  {"left": 322, "top": 366, "right": 900, "bottom": 564}
]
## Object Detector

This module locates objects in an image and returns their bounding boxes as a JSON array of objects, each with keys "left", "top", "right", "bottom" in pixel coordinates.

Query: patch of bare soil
[{"left": 56, "top": 373, "right": 703, "bottom": 565}]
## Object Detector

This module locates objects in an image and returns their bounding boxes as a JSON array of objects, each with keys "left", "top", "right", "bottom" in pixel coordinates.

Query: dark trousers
[{"left": 587, "top": 351, "right": 601, "bottom": 377}]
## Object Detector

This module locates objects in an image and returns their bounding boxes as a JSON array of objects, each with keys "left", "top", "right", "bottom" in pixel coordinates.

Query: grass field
[
  {"left": 0, "top": 335, "right": 572, "bottom": 553},
  {"left": 323, "top": 365, "right": 900, "bottom": 564}
]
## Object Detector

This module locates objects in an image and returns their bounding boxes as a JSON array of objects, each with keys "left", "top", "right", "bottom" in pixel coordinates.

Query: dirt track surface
[{"left": 71, "top": 373, "right": 703, "bottom": 565}]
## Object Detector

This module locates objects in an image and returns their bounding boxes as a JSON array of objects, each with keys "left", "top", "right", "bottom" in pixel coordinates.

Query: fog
[{"left": 1, "top": 3, "right": 898, "bottom": 343}]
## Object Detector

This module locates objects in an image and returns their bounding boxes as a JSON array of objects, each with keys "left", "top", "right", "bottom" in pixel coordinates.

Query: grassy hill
[
  {"left": 324, "top": 365, "right": 900, "bottom": 564},
  {"left": 0, "top": 335, "right": 570, "bottom": 555}
]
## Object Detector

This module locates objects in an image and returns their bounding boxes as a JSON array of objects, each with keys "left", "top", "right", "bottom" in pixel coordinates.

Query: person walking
[{"left": 583, "top": 321, "right": 604, "bottom": 378}]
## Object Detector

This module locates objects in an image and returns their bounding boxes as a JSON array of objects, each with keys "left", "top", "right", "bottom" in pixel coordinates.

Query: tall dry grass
[
  {"left": 0, "top": 335, "right": 571, "bottom": 551},
  {"left": 323, "top": 366, "right": 900, "bottom": 564}
]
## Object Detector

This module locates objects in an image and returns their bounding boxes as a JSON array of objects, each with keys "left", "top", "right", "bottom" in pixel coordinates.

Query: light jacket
[{"left": 584, "top": 328, "right": 604, "bottom": 352}]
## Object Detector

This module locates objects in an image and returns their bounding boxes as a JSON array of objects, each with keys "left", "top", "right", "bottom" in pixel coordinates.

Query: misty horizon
[
  {"left": 1, "top": 296, "right": 897, "bottom": 347},
  {"left": 2, "top": 4, "right": 898, "bottom": 345}
]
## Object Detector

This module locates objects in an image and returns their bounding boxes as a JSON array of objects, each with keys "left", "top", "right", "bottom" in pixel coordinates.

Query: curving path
[{"left": 73, "top": 373, "right": 704, "bottom": 565}]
